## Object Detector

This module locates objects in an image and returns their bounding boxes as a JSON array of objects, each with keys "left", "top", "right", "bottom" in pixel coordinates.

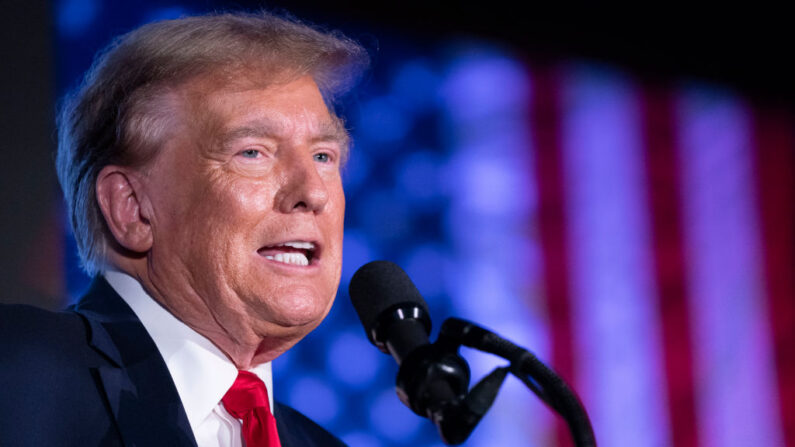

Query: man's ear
[{"left": 95, "top": 165, "right": 153, "bottom": 253}]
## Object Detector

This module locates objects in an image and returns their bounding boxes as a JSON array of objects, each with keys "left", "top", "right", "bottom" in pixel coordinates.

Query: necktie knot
[
  {"left": 222, "top": 371, "right": 270, "bottom": 418},
  {"left": 222, "top": 370, "right": 281, "bottom": 447}
]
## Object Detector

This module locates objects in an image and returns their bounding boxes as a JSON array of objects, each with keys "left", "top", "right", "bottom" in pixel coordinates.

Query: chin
[{"left": 249, "top": 285, "right": 335, "bottom": 329}]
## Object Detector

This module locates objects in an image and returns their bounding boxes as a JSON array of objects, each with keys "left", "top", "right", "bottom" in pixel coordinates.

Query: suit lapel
[
  {"left": 273, "top": 402, "right": 348, "bottom": 447},
  {"left": 74, "top": 278, "right": 197, "bottom": 447},
  {"left": 273, "top": 404, "right": 296, "bottom": 447}
]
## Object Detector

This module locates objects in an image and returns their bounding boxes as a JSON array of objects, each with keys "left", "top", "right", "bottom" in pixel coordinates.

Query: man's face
[{"left": 140, "top": 75, "right": 346, "bottom": 361}]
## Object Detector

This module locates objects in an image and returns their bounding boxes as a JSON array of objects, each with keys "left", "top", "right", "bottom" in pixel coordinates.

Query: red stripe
[
  {"left": 531, "top": 65, "right": 576, "bottom": 447},
  {"left": 752, "top": 107, "right": 795, "bottom": 446},
  {"left": 641, "top": 87, "right": 699, "bottom": 447}
]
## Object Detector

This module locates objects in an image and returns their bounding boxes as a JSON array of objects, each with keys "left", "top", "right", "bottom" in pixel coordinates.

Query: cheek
[
  {"left": 325, "top": 189, "right": 346, "bottom": 279},
  {"left": 169, "top": 180, "right": 271, "bottom": 271},
  {"left": 326, "top": 177, "right": 345, "bottom": 220},
  {"left": 201, "top": 178, "right": 274, "bottom": 225},
  {"left": 330, "top": 188, "right": 346, "bottom": 244}
]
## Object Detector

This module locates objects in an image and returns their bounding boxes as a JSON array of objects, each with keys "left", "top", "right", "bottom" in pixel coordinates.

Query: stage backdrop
[{"left": 54, "top": 1, "right": 793, "bottom": 446}]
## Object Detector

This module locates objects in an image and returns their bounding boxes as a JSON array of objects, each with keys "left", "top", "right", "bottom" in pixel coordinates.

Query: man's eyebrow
[
  {"left": 312, "top": 118, "right": 350, "bottom": 145},
  {"left": 219, "top": 118, "right": 349, "bottom": 147},
  {"left": 219, "top": 120, "right": 282, "bottom": 145}
]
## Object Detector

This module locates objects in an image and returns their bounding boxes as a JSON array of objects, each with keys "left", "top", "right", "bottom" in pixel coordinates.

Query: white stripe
[
  {"left": 440, "top": 49, "right": 553, "bottom": 446},
  {"left": 561, "top": 65, "right": 671, "bottom": 447},
  {"left": 677, "top": 87, "right": 784, "bottom": 447}
]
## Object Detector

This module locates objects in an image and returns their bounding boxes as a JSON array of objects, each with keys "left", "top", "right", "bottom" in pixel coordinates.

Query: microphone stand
[{"left": 398, "top": 317, "right": 597, "bottom": 446}]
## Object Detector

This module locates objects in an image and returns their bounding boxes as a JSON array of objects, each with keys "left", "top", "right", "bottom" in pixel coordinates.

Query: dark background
[{"left": 259, "top": 2, "right": 795, "bottom": 106}]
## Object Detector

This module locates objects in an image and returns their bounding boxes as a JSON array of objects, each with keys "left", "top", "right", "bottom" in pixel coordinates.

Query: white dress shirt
[{"left": 105, "top": 270, "right": 274, "bottom": 447}]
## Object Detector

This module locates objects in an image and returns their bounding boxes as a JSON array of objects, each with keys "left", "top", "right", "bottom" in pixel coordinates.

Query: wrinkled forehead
[{"left": 176, "top": 69, "right": 350, "bottom": 149}]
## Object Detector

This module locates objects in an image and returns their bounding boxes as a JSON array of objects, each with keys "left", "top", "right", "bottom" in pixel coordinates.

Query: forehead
[{"left": 183, "top": 74, "right": 345, "bottom": 138}]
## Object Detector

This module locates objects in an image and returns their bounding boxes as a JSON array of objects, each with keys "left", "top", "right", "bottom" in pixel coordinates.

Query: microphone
[
  {"left": 349, "top": 261, "right": 470, "bottom": 422},
  {"left": 348, "top": 260, "right": 431, "bottom": 363},
  {"left": 350, "top": 261, "right": 596, "bottom": 446}
]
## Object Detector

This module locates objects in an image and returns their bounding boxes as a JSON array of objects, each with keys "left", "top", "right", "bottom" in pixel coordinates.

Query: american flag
[
  {"left": 349, "top": 51, "right": 794, "bottom": 446},
  {"left": 523, "top": 63, "right": 794, "bottom": 447},
  {"left": 435, "top": 58, "right": 794, "bottom": 447}
]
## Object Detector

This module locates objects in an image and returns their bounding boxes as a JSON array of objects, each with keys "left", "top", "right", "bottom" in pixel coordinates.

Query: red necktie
[{"left": 222, "top": 370, "right": 282, "bottom": 447}]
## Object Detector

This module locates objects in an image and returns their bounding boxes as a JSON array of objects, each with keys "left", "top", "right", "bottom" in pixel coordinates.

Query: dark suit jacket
[{"left": 0, "top": 277, "right": 346, "bottom": 447}]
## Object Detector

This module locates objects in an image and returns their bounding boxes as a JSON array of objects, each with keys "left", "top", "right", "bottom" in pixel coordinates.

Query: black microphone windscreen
[{"left": 349, "top": 260, "right": 430, "bottom": 334}]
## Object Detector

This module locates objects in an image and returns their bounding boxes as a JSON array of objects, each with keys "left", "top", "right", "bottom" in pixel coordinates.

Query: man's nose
[{"left": 276, "top": 151, "right": 329, "bottom": 213}]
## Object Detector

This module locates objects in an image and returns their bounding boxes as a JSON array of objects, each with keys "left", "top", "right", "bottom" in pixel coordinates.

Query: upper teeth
[
  {"left": 264, "top": 241, "right": 314, "bottom": 266},
  {"left": 279, "top": 241, "right": 315, "bottom": 250},
  {"left": 266, "top": 252, "right": 309, "bottom": 266}
]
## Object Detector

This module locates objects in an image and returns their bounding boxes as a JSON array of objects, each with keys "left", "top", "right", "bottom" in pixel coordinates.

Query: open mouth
[{"left": 258, "top": 241, "right": 317, "bottom": 266}]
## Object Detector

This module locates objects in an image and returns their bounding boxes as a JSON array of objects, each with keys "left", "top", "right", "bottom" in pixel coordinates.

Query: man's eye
[
  {"left": 240, "top": 149, "right": 260, "bottom": 159},
  {"left": 314, "top": 152, "right": 331, "bottom": 163}
]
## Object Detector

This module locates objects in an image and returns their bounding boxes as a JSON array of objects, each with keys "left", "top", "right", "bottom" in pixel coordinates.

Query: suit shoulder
[
  {"left": 0, "top": 304, "right": 121, "bottom": 446},
  {"left": 0, "top": 303, "right": 91, "bottom": 367},
  {"left": 275, "top": 402, "right": 348, "bottom": 447}
]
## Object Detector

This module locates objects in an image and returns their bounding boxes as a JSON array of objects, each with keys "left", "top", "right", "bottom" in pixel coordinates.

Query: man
[{"left": 0, "top": 11, "right": 368, "bottom": 447}]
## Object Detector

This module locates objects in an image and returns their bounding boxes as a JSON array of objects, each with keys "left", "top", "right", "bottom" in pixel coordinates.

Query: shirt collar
[{"left": 103, "top": 270, "right": 274, "bottom": 432}]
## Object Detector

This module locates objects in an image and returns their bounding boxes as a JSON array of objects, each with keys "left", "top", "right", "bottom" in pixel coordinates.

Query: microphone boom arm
[{"left": 436, "top": 318, "right": 597, "bottom": 447}]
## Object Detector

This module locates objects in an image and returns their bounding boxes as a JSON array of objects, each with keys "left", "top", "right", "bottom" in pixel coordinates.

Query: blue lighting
[
  {"left": 342, "top": 431, "right": 383, "bottom": 447},
  {"left": 441, "top": 50, "right": 528, "bottom": 122},
  {"left": 403, "top": 244, "right": 450, "bottom": 300},
  {"left": 343, "top": 148, "right": 373, "bottom": 193},
  {"left": 369, "top": 389, "right": 423, "bottom": 442},
  {"left": 396, "top": 151, "right": 445, "bottom": 206},
  {"left": 57, "top": 0, "right": 99, "bottom": 37},
  {"left": 144, "top": 6, "right": 190, "bottom": 22},
  {"left": 288, "top": 375, "right": 341, "bottom": 426},
  {"left": 444, "top": 151, "right": 526, "bottom": 216},
  {"left": 326, "top": 330, "right": 383, "bottom": 390},
  {"left": 355, "top": 96, "right": 411, "bottom": 145},
  {"left": 390, "top": 60, "right": 441, "bottom": 111},
  {"left": 341, "top": 230, "right": 378, "bottom": 285},
  {"left": 273, "top": 342, "right": 295, "bottom": 373},
  {"left": 354, "top": 189, "right": 412, "bottom": 246}
]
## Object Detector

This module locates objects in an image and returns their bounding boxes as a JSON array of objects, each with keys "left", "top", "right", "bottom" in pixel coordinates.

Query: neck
[{"left": 107, "top": 256, "right": 298, "bottom": 368}]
